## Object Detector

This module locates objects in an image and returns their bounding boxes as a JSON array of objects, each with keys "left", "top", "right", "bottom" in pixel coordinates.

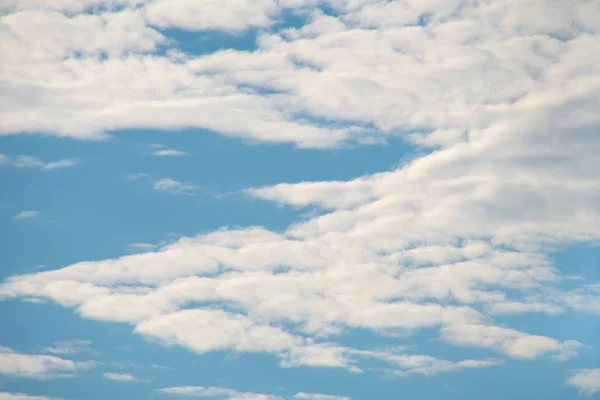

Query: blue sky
[{"left": 1, "top": 1, "right": 599, "bottom": 400}]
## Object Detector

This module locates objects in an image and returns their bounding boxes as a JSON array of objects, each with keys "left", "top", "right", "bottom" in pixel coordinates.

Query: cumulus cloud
[
  {"left": 13, "top": 210, "right": 39, "bottom": 220},
  {"left": 567, "top": 369, "right": 600, "bottom": 398},
  {"left": 0, "top": 346, "right": 95, "bottom": 379}
]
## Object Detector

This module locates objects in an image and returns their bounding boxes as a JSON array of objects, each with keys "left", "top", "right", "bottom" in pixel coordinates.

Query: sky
[{"left": 0, "top": 0, "right": 599, "bottom": 399}]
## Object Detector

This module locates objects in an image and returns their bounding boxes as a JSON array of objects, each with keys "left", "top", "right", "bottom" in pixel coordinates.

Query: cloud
[
  {"left": 127, "top": 243, "right": 158, "bottom": 252},
  {"left": 40, "top": 339, "right": 93, "bottom": 355},
  {"left": 152, "top": 149, "right": 189, "bottom": 157},
  {"left": 143, "top": 0, "right": 278, "bottom": 32},
  {"left": 1, "top": 0, "right": 600, "bottom": 389},
  {"left": 0, "top": 393, "right": 64, "bottom": 400},
  {"left": 13, "top": 210, "right": 39, "bottom": 220},
  {"left": 0, "top": 345, "right": 95, "bottom": 379},
  {"left": 562, "top": 284, "right": 600, "bottom": 314},
  {"left": 0, "top": 155, "right": 78, "bottom": 170},
  {"left": 1, "top": 0, "right": 599, "bottom": 151},
  {"left": 156, "top": 386, "right": 352, "bottom": 400},
  {"left": 567, "top": 369, "right": 600, "bottom": 398},
  {"left": 103, "top": 372, "right": 137, "bottom": 382},
  {"left": 293, "top": 394, "right": 350, "bottom": 400},
  {"left": 153, "top": 178, "right": 199, "bottom": 195},
  {"left": 150, "top": 144, "right": 189, "bottom": 157},
  {"left": 440, "top": 324, "right": 580, "bottom": 360},
  {"left": 156, "top": 386, "right": 283, "bottom": 400},
  {"left": 13, "top": 156, "right": 78, "bottom": 170}
]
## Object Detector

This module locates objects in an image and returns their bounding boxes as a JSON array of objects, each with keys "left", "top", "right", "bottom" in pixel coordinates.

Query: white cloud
[
  {"left": 0, "top": 393, "right": 64, "bottom": 400},
  {"left": 40, "top": 340, "right": 93, "bottom": 355},
  {"left": 0, "top": 155, "right": 78, "bottom": 170},
  {"left": 156, "top": 386, "right": 283, "bottom": 399},
  {"left": 361, "top": 350, "right": 501, "bottom": 377},
  {"left": 143, "top": 0, "right": 278, "bottom": 32},
  {"left": 0, "top": 345, "right": 95, "bottom": 379},
  {"left": 152, "top": 149, "right": 189, "bottom": 157},
  {"left": 1, "top": 0, "right": 600, "bottom": 386},
  {"left": 567, "top": 369, "right": 600, "bottom": 398},
  {"left": 153, "top": 178, "right": 198, "bottom": 195},
  {"left": 563, "top": 285, "right": 600, "bottom": 314},
  {"left": 440, "top": 324, "right": 580, "bottom": 360},
  {"left": 103, "top": 372, "right": 137, "bottom": 382},
  {"left": 150, "top": 144, "right": 189, "bottom": 157},
  {"left": 13, "top": 210, "right": 39, "bottom": 220},
  {"left": 156, "top": 386, "right": 353, "bottom": 400},
  {"left": 13, "top": 156, "right": 78, "bottom": 170},
  {"left": 293, "top": 394, "right": 350, "bottom": 400}
]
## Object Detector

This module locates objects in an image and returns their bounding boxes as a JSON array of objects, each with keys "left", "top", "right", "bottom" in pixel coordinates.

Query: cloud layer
[{"left": 1, "top": 0, "right": 599, "bottom": 398}]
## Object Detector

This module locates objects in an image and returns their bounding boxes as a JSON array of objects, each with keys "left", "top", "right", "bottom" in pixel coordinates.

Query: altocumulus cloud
[{"left": 0, "top": 0, "right": 600, "bottom": 398}]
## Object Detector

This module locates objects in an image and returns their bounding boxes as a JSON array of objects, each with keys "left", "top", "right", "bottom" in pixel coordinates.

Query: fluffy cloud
[
  {"left": 0, "top": 346, "right": 95, "bottom": 379},
  {"left": 567, "top": 369, "right": 600, "bottom": 398},
  {"left": 143, "top": 0, "right": 278, "bottom": 32}
]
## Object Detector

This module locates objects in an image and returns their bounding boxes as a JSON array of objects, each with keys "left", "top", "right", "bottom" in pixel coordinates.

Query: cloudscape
[{"left": 1, "top": 1, "right": 599, "bottom": 399}]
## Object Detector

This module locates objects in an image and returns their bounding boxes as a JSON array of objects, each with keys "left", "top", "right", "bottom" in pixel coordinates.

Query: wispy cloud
[
  {"left": 293, "top": 393, "right": 351, "bottom": 400},
  {"left": 153, "top": 178, "right": 198, "bottom": 195},
  {"left": 13, "top": 210, "right": 39, "bottom": 220},
  {"left": 13, "top": 155, "right": 78, "bottom": 170},
  {"left": 124, "top": 173, "right": 148, "bottom": 181},
  {"left": 156, "top": 386, "right": 351, "bottom": 400},
  {"left": 0, "top": 345, "right": 95, "bottom": 379},
  {"left": 103, "top": 372, "right": 138, "bottom": 382},
  {"left": 150, "top": 144, "right": 189, "bottom": 157},
  {"left": 127, "top": 243, "right": 158, "bottom": 252},
  {"left": 40, "top": 340, "right": 93, "bottom": 355},
  {"left": 0, "top": 392, "right": 65, "bottom": 400},
  {"left": 156, "top": 386, "right": 282, "bottom": 399}
]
